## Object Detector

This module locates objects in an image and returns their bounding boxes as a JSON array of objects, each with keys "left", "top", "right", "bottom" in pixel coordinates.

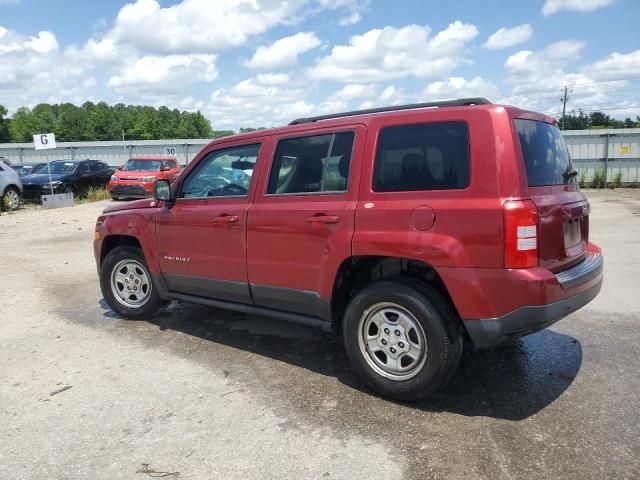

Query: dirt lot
[{"left": 0, "top": 190, "right": 639, "bottom": 480}]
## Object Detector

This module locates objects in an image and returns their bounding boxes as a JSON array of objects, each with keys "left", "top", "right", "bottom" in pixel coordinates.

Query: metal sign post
[
  {"left": 33, "top": 133, "right": 57, "bottom": 195},
  {"left": 33, "top": 133, "right": 72, "bottom": 208}
]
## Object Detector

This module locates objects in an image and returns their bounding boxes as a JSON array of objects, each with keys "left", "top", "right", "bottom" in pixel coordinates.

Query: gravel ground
[{"left": 0, "top": 190, "right": 639, "bottom": 480}]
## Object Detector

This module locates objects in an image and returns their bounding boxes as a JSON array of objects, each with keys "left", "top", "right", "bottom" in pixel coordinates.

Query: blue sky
[{"left": 1, "top": 0, "right": 639, "bottom": 130}]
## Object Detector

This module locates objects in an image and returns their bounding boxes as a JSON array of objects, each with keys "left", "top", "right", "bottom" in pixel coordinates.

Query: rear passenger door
[
  {"left": 91, "top": 161, "right": 113, "bottom": 187},
  {"left": 75, "top": 162, "right": 94, "bottom": 192},
  {"left": 247, "top": 126, "right": 366, "bottom": 320}
]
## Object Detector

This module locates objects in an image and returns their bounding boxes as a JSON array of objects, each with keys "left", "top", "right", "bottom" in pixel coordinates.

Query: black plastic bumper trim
[
  {"left": 463, "top": 274, "right": 603, "bottom": 349},
  {"left": 555, "top": 252, "right": 603, "bottom": 289}
]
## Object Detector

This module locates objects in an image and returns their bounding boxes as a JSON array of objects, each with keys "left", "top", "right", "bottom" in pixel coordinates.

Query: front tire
[
  {"left": 2, "top": 186, "right": 20, "bottom": 211},
  {"left": 342, "top": 278, "right": 462, "bottom": 401},
  {"left": 100, "top": 246, "right": 167, "bottom": 319}
]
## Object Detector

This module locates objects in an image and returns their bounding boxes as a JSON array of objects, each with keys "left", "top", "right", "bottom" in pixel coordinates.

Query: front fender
[{"left": 94, "top": 209, "right": 160, "bottom": 275}]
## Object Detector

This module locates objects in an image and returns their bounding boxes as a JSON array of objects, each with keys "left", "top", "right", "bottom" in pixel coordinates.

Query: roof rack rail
[{"left": 289, "top": 97, "right": 491, "bottom": 125}]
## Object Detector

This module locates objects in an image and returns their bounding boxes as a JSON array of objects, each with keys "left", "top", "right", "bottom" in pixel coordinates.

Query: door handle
[
  {"left": 213, "top": 214, "right": 239, "bottom": 224},
  {"left": 306, "top": 215, "right": 340, "bottom": 224}
]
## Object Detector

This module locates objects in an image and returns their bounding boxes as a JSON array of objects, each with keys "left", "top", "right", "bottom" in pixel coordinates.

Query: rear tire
[
  {"left": 342, "top": 278, "right": 462, "bottom": 401},
  {"left": 100, "top": 246, "right": 167, "bottom": 319}
]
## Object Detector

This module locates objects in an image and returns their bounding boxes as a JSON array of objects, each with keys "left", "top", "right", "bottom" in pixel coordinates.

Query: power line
[{"left": 498, "top": 76, "right": 640, "bottom": 101}]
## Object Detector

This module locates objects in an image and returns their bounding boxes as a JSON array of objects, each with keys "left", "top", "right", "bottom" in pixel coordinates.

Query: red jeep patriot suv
[{"left": 94, "top": 99, "right": 603, "bottom": 400}]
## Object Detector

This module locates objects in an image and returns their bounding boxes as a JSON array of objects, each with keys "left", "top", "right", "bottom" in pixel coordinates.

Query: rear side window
[
  {"left": 515, "top": 119, "right": 574, "bottom": 186},
  {"left": 373, "top": 122, "right": 470, "bottom": 192},
  {"left": 267, "top": 132, "right": 355, "bottom": 194}
]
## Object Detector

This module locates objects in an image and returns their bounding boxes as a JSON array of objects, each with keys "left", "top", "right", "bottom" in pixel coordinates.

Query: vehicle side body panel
[{"left": 246, "top": 124, "right": 367, "bottom": 313}]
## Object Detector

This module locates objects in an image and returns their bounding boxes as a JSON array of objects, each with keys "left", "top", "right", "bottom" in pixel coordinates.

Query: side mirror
[
  {"left": 117, "top": 166, "right": 123, "bottom": 171},
  {"left": 154, "top": 179, "right": 173, "bottom": 203},
  {"left": 161, "top": 166, "right": 171, "bottom": 171}
]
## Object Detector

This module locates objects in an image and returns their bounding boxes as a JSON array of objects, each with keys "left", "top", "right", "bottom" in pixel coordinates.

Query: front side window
[
  {"left": 180, "top": 143, "right": 260, "bottom": 199},
  {"left": 32, "top": 163, "right": 49, "bottom": 174},
  {"left": 267, "top": 131, "right": 355, "bottom": 195},
  {"left": 373, "top": 122, "right": 470, "bottom": 192}
]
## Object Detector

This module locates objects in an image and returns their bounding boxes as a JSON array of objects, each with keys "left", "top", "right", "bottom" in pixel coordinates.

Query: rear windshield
[{"left": 515, "top": 119, "right": 574, "bottom": 186}]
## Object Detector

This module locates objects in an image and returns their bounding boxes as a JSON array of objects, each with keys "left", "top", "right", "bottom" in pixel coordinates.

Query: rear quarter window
[
  {"left": 515, "top": 119, "right": 575, "bottom": 187},
  {"left": 373, "top": 121, "right": 470, "bottom": 192}
]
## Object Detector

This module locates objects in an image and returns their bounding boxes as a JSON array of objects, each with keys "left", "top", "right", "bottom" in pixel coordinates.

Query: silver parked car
[{"left": 0, "top": 158, "right": 23, "bottom": 211}]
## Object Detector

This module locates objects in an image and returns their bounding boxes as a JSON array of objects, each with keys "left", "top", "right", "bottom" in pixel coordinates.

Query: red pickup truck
[{"left": 94, "top": 99, "right": 603, "bottom": 400}]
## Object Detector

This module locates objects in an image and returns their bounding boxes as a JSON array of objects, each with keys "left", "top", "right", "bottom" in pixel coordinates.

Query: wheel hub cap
[
  {"left": 110, "top": 259, "right": 152, "bottom": 308},
  {"left": 358, "top": 302, "right": 428, "bottom": 381}
]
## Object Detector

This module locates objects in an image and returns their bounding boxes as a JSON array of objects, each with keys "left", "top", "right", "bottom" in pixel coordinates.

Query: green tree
[
  {"left": 8, "top": 107, "right": 38, "bottom": 142},
  {"left": 0, "top": 105, "right": 10, "bottom": 143},
  {"left": 4, "top": 101, "right": 226, "bottom": 142}
]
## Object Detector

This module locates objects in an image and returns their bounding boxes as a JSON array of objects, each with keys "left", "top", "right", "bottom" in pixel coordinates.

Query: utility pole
[{"left": 560, "top": 86, "right": 569, "bottom": 130}]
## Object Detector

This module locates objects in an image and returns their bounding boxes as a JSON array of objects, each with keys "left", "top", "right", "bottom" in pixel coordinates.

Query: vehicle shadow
[{"left": 138, "top": 302, "right": 582, "bottom": 421}]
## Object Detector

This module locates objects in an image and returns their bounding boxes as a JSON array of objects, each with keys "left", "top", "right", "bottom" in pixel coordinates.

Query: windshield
[
  {"left": 12, "top": 165, "right": 33, "bottom": 177},
  {"left": 515, "top": 119, "right": 575, "bottom": 187},
  {"left": 124, "top": 159, "right": 162, "bottom": 171},
  {"left": 32, "top": 162, "right": 77, "bottom": 175}
]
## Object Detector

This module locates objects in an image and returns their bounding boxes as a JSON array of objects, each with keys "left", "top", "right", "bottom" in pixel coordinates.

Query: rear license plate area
[{"left": 564, "top": 218, "right": 583, "bottom": 253}]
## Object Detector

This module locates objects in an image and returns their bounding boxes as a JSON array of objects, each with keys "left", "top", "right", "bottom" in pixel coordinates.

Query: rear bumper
[
  {"left": 463, "top": 274, "right": 602, "bottom": 348},
  {"left": 455, "top": 247, "right": 603, "bottom": 348}
]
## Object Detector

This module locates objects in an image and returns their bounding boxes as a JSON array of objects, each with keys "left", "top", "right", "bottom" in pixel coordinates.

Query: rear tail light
[{"left": 504, "top": 199, "right": 539, "bottom": 268}]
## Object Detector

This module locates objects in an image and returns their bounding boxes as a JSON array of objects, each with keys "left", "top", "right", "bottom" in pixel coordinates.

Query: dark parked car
[
  {"left": 11, "top": 162, "right": 47, "bottom": 178},
  {"left": 22, "top": 160, "right": 113, "bottom": 201}
]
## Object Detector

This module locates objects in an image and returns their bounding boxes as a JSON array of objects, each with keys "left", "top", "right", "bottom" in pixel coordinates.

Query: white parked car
[{"left": 0, "top": 158, "right": 23, "bottom": 211}]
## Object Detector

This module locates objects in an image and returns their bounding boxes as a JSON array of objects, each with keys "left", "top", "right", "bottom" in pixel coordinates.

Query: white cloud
[
  {"left": 25, "top": 31, "right": 58, "bottom": 53},
  {"left": 206, "top": 72, "right": 316, "bottom": 128},
  {"left": 505, "top": 40, "right": 585, "bottom": 83},
  {"left": 309, "top": 21, "right": 478, "bottom": 83},
  {"left": 255, "top": 73, "right": 291, "bottom": 86},
  {"left": 581, "top": 50, "right": 640, "bottom": 79},
  {"left": 339, "top": 11, "right": 362, "bottom": 26},
  {"left": 107, "top": 54, "right": 218, "bottom": 94},
  {"left": 542, "top": 0, "right": 617, "bottom": 15},
  {"left": 106, "top": 0, "right": 307, "bottom": 55},
  {"left": 243, "top": 32, "right": 321, "bottom": 69},
  {"left": 329, "top": 83, "right": 376, "bottom": 101},
  {"left": 484, "top": 24, "right": 532, "bottom": 50},
  {"left": 316, "top": 0, "right": 367, "bottom": 25},
  {"left": 0, "top": 27, "right": 95, "bottom": 110},
  {"left": 421, "top": 76, "right": 500, "bottom": 101},
  {"left": 501, "top": 41, "right": 617, "bottom": 115}
]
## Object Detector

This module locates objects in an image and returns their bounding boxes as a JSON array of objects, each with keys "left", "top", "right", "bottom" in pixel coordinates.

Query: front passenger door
[{"left": 156, "top": 142, "right": 264, "bottom": 303}]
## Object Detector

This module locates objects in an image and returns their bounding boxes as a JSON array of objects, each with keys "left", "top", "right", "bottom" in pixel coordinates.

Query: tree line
[
  {"left": 1, "top": 102, "right": 638, "bottom": 144},
  {"left": 0, "top": 102, "right": 237, "bottom": 143},
  {"left": 558, "top": 110, "right": 640, "bottom": 130}
]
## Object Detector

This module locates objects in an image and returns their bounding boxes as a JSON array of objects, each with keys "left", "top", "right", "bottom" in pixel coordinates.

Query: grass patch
[
  {"left": 590, "top": 169, "right": 606, "bottom": 189},
  {"left": 612, "top": 172, "right": 623, "bottom": 188},
  {"left": 75, "top": 187, "right": 112, "bottom": 204}
]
